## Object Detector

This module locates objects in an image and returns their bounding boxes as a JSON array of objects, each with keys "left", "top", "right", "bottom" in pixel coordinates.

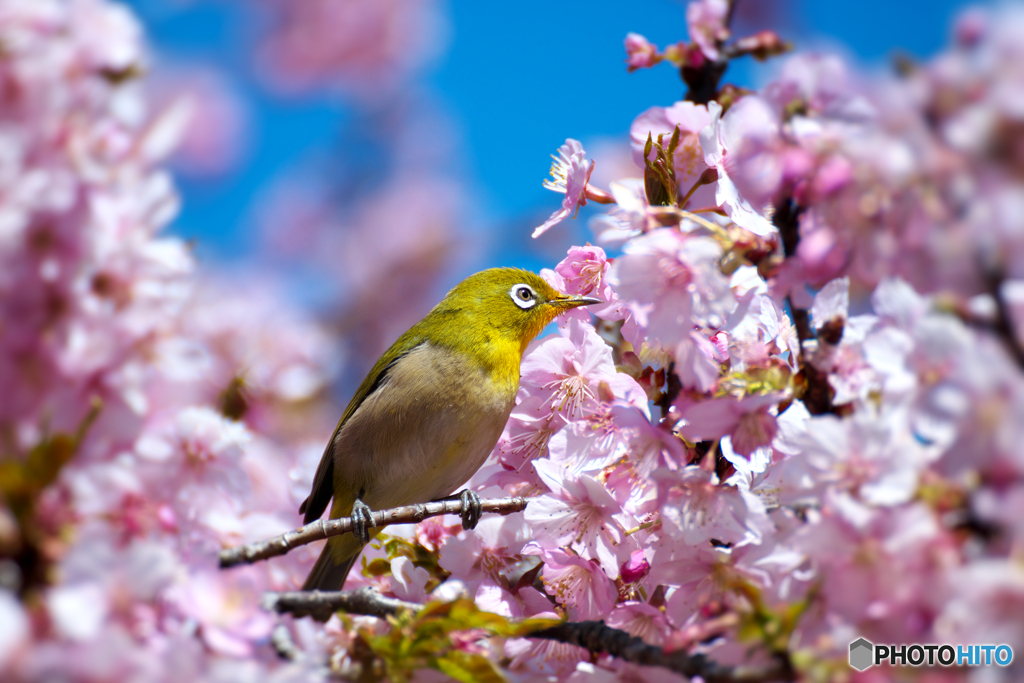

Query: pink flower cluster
[
  {"left": 432, "top": 4, "right": 1024, "bottom": 681},
  {"left": 255, "top": 0, "right": 448, "bottom": 98},
  {"left": 7, "top": 0, "right": 1024, "bottom": 681},
  {"left": 0, "top": 2, "right": 339, "bottom": 680}
]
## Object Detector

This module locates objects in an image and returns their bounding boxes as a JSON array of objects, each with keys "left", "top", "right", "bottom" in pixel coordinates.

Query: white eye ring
[{"left": 509, "top": 284, "right": 538, "bottom": 309}]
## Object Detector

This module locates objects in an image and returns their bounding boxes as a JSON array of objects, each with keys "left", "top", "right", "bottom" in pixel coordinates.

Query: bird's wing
[{"left": 299, "top": 330, "right": 427, "bottom": 524}]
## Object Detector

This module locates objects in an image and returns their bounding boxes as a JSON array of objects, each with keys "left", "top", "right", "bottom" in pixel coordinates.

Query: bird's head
[{"left": 427, "top": 268, "right": 601, "bottom": 355}]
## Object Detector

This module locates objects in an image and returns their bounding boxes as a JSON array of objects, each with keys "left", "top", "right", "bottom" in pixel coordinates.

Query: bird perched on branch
[{"left": 300, "top": 268, "right": 600, "bottom": 591}]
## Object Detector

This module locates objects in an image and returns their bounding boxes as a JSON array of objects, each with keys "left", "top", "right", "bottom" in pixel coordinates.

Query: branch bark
[
  {"left": 265, "top": 587, "right": 794, "bottom": 682},
  {"left": 264, "top": 586, "right": 422, "bottom": 622},
  {"left": 270, "top": 624, "right": 303, "bottom": 661},
  {"left": 989, "top": 273, "right": 1024, "bottom": 370},
  {"left": 533, "top": 621, "right": 793, "bottom": 683},
  {"left": 219, "top": 496, "right": 528, "bottom": 569},
  {"left": 681, "top": 0, "right": 738, "bottom": 104}
]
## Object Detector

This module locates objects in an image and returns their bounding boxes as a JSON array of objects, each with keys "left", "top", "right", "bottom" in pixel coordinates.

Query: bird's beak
[{"left": 549, "top": 295, "right": 603, "bottom": 309}]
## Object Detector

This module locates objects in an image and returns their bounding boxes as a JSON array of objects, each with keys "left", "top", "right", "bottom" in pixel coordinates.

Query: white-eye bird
[{"left": 300, "top": 268, "right": 600, "bottom": 591}]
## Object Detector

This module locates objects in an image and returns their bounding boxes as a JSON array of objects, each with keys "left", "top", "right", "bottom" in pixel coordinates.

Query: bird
[{"left": 299, "top": 267, "right": 601, "bottom": 591}]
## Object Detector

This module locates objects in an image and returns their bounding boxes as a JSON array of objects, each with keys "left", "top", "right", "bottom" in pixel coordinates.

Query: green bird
[{"left": 300, "top": 268, "right": 600, "bottom": 591}]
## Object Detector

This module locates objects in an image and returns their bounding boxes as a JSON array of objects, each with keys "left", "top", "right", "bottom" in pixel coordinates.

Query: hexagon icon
[{"left": 849, "top": 638, "right": 874, "bottom": 671}]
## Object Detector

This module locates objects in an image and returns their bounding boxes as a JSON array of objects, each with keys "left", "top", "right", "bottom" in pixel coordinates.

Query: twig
[
  {"left": 988, "top": 272, "right": 1024, "bottom": 370},
  {"left": 267, "top": 587, "right": 794, "bottom": 682},
  {"left": 264, "top": 586, "right": 422, "bottom": 622},
  {"left": 771, "top": 196, "right": 835, "bottom": 417},
  {"left": 774, "top": 197, "right": 801, "bottom": 260},
  {"left": 532, "top": 621, "right": 793, "bottom": 683},
  {"left": 772, "top": 198, "right": 813, "bottom": 348},
  {"left": 656, "top": 361, "right": 682, "bottom": 419},
  {"left": 270, "top": 624, "right": 302, "bottom": 661},
  {"left": 219, "top": 496, "right": 528, "bottom": 568},
  {"left": 681, "top": 0, "right": 736, "bottom": 104}
]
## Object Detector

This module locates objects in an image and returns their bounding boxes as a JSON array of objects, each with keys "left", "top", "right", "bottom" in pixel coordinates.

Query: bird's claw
[
  {"left": 351, "top": 498, "right": 376, "bottom": 545},
  {"left": 459, "top": 489, "right": 482, "bottom": 531}
]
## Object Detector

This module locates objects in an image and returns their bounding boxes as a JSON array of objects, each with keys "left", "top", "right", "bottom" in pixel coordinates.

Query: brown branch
[
  {"left": 771, "top": 196, "right": 837, "bottom": 417},
  {"left": 532, "top": 621, "right": 793, "bottom": 683},
  {"left": 988, "top": 272, "right": 1024, "bottom": 370},
  {"left": 267, "top": 588, "right": 794, "bottom": 682},
  {"left": 681, "top": 0, "right": 738, "bottom": 104},
  {"left": 656, "top": 361, "right": 683, "bottom": 420},
  {"left": 722, "top": 31, "right": 791, "bottom": 62},
  {"left": 219, "top": 496, "right": 528, "bottom": 569},
  {"left": 264, "top": 586, "right": 422, "bottom": 622},
  {"left": 270, "top": 624, "right": 303, "bottom": 661}
]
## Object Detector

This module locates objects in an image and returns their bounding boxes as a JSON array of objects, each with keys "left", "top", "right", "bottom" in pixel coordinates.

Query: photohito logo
[{"left": 849, "top": 638, "right": 1014, "bottom": 671}]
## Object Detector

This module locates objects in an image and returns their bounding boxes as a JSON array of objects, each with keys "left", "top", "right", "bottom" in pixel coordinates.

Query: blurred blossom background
[{"left": 1, "top": 0, "right": 1019, "bottom": 680}]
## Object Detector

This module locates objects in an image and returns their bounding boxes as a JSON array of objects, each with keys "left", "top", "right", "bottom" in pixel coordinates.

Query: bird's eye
[{"left": 509, "top": 284, "right": 537, "bottom": 309}]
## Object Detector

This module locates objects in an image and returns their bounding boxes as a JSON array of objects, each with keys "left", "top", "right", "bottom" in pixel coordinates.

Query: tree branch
[
  {"left": 681, "top": 0, "right": 737, "bottom": 103},
  {"left": 988, "top": 272, "right": 1024, "bottom": 370},
  {"left": 264, "top": 586, "right": 422, "bottom": 622},
  {"left": 270, "top": 624, "right": 303, "bottom": 661},
  {"left": 265, "top": 588, "right": 794, "bottom": 682},
  {"left": 532, "top": 621, "right": 793, "bottom": 683},
  {"left": 219, "top": 496, "right": 528, "bottom": 568}
]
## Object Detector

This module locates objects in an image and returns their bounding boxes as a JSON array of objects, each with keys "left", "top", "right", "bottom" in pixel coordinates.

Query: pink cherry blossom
[
  {"left": 809, "top": 277, "right": 850, "bottom": 332},
  {"left": 553, "top": 245, "right": 615, "bottom": 302},
  {"left": 534, "top": 139, "right": 596, "bottom": 238},
  {"left": 255, "top": 0, "right": 447, "bottom": 98},
  {"left": 662, "top": 469, "right": 769, "bottom": 552},
  {"left": 165, "top": 568, "right": 275, "bottom": 658},
  {"left": 545, "top": 244, "right": 627, "bottom": 323},
  {"left": 526, "top": 458, "right": 639, "bottom": 577},
  {"left": 624, "top": 33, "right": 662, "bottom": 72},
  {"left": 686, "top": 0, "right": 730, "bottom": 60},
  {"left": 607, "top": 602, "right": 672, "bottom": 645},
  {"left": 774, "top": 409, "right": 932, "bottom": 507},
  {"left": 492, "top": 397, "right": 565, "bottom": 475},
  {"left": 519, "top": 318, "right": 648, "bottom": 425},
  {"left": 937, "top": 559, "right": 1024, "bottom": 648},
  {"left": 699, "top": 99, "right": 777, "bottom": 237},
  {"left": 150, "top": 66, "right": 251, "bottom": 178},
  {"left": 725, "top": 294, "right": 800, "bottom": 372},
  {"left": 677, "top": 394, "right": 780, "bottom": 457},
  {"left": 546, "top": 403, "right": 634, "bottom": 477},
  {"left": 588, "top": 178, "right": 654, "bottom": 244},
  {"left": 531, "top": 546, "right": 618, "bottom": 620},
  {"left": 386, "top": 556, "right": 430, "bottom": 602},
  {"left": 439, "top": 511, "right": 533, "bottom": 597},
  {"left": 506, "top": 637, "right": 590, "bottom": 678},
  {"left": 674, "top": 329, "right": 724, "bottom": 392},
  {"left": 612, "top": 227, "right": 733, "bottom": 345}
]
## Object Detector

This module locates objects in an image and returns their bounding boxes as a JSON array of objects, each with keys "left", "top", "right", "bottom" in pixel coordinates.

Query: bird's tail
[
  {"left": 302, "top": 536, "right": 361, "bottom": 591},
  {"left": 302, "top": 494, "right": 388, "bottom": 591}
]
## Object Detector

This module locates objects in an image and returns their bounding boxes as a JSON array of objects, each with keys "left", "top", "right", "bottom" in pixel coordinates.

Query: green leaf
[
  {"left": 643, "top": 130, "right": 680, "bottom": 207},
  {"left": 369, "top": 533, "right": 450, "bottom": 590},
  {"left": 364, "top": 558, "right": 392, "bottom": 577},
  {"left": 353, "top": 596, "right": 563, "bottom": 682},
  {"left": 1, "top": 398, "right": 101, "bottom": 523},
  {"left": 666, "top": 124, "right": 682, "bottom": 157},
  {"left": 435, "top": 651, "right": 507, "bottom": 683}
]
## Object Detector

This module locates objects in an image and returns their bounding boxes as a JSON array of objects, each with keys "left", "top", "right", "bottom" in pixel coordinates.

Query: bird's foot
[
  {"left": 458, "top": 489, "right": 483, "bottom": 531},
  {"left": 351, "top": 498, "right": 376, "bottom": 545}
]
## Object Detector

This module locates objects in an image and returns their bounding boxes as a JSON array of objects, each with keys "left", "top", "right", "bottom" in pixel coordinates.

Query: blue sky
[{"left": 125, "top": 0, "right": 974, "bottom": 273}]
